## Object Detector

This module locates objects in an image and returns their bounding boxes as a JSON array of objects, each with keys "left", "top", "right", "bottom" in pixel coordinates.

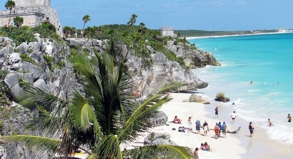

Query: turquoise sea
[{"left": 189, "top": 33, "right": 293, "bottom": 146}]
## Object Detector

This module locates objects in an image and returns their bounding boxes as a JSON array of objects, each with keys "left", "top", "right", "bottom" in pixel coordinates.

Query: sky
[{"left": 1, "top": 0, "right": 293, "bottom": 31}]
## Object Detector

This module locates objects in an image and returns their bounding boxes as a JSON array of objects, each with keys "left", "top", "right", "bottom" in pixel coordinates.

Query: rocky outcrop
[
  {"left": 215, "top": 92, "right": 230, "bottom": 102},
  {"left": 165, "top": 40, "right": 221, "bottom": 68},
  {"left": 144, "top": 133, "right": 175, "bottom": 146},
  {"left": 0, "top": 35, "right": 221, "bottom": 158},
  {"left": 188, "top": 94, "right": 205, "bottom": 103},
  {"left": 149, "top": 111, "right": 168, "bottom": 127}
]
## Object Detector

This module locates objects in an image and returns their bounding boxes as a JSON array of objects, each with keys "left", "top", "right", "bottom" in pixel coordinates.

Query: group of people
[
  {"left": 213, "top": 121, "right": 228, "bottom": 139},
  {"left": 193, "top": 142, "right": 211, "bottom": 159}
]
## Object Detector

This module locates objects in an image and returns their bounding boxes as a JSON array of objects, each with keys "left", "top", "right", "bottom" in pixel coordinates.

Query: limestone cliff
[{"left": 0, "top": 35, "right": 220, "bottom": 158}]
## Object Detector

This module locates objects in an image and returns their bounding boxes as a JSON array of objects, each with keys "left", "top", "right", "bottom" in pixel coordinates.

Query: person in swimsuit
[
  {"left": 214, "top": 123, "right": 220, "bottom": 139},
  {"left": 215, "top": 107, "right": 218, "bottom": 118},
  {"left": 288, "top": 114, "right": 292, "bottom": 123},
  {"left": 194, "top": 147, "right": 199, "bottom": 159},
  {"left": 231, "top": 111, "right": 236, "bottom": 123},
  {"left": 188, "top": 116, "right": 192, "bottom": 131},
  {"left": 249, "top": 122, "right": 254, "bottom": 138},
  {"left": 174, "top": 116, "right": 181, "bottom": 124},
  {"left": 268, "top": 119, "right": 273, "bottom": 126}
]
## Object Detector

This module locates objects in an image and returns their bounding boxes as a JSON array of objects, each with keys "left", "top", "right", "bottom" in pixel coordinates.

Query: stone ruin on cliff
[{"left": 0, "top": 0, "right": 62, "bottom": 35}]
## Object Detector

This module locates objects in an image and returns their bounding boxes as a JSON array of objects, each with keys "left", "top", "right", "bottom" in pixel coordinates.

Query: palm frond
[
  {"left": 129, "top": 144, "right": 193, "bottom": 159},
  {"left": 0, "top": 135, "right": 61, "bottom": 153},
  {"left": 70, "top": 91, "right": 102, "bottom": 139},
  {"left": 87, "top": 153, "right": 99, "bottom": 159},
  {"left": 16, "top": 87, "right": 68, "bottom": 133},
  {"left": 118, "top": 83, "right": 185, "bottom": 142},
  {"left": 118, "top": 94, "right": 171, "bottom": 142},
  {"left": 94, "top": 134, "right": 123, "bottom": 159}
]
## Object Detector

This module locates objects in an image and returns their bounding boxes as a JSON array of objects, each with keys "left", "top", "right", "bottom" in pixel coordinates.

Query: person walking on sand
[
  {"left": 288, "top": 114, "right": 292, "bottom": 123},
  {"left": 268, "top": 119, "right": 273, "bottom": 126},
  {"left": 249, "top": 122, "right": 254, "bottom": 138},
  {"left": 215, "top": 107, "right": 218, "bottom": 118},
  {"left": 231, "top": 111, "right": 236, "bottom": 123},
  {"left": 194, "top": 147, "right": 199, "bottom": 159}
]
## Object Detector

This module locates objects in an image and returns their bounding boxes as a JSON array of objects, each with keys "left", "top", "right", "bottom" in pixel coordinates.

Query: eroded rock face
[
  {"left": 144, "top": 133, "right": 175, "bottom": 146},
  {"left": 189, "top": 94, "right": 205, "bottom": 103},
  {"left": 215, "top": 92, "right": 230, "bottom": 102},
  {"left": 0, "top": 36, "right": 220, "bottom": 158},
  {"left": 149, "top": 111, "right": 168, "bottom": 127},
  {"left": 165, "top": 40, "right": 221, "bottom": 68}
]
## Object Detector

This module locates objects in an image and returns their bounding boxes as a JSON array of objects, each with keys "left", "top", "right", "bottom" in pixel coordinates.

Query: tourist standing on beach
[
  {"left": 203, "top": 121, "right": 208, "bottom": 136},
  {"left": 249, "top": 122, "right": 254, "bottom": 138},
  {"left": 222, "top": 122, "right": 227, "bottom": 137},
  {"left": 188, "top": 116, "right": 192, "bottom": 131},
  {"left": 288, "top": 114, "right": 292, "bottom": 123},
  {"left": 231, "top": 111, "right": 236, "bottom": 123},
  {"left": 215, "top": 107, "right": 218, "bottom": 118},
  {"left": 214, "top": 123, "right": 220, "bottom": 139},
  {"left": 218, "top": 122, "right": 222, "bottom": 136},
  {"left": 195, "top": 120, "right": 201, "bottom": 134}
]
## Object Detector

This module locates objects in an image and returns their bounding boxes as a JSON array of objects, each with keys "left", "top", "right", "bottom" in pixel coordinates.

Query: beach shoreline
[
  {"left": 185, "top": 31, "right": 292, "bottom": 40},
  {"left": 130, "top": 93, "right": 293, "bottom": 159}
]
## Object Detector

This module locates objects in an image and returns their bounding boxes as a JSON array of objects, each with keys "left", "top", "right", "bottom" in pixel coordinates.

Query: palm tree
[
  {"left": 0, "top": 42, "right": 192, "bottom": 158},
  {"left": 82, "top": 14, "right": 91, "bottom": 30},
  {"left": 5, "top": 0, "right": 15, "bottom": 14},
  {"left": 127, "top": 14, "right": 137, "bottom": 26},
  {"left": 13, "top": 16, "right": 23, "bottom": 28}
]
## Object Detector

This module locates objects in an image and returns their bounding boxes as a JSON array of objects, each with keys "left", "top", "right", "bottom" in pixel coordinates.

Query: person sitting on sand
[
  {"left": 214, "top": 123, "right": 220, "bottom": 139},
  {"left": 268, "top": 119, "right": 273, "bottom": 126},
  {"left": 203, "top": 142, "right": 211, "bottom": 151},
  {"left": 194, "top": 147, "right": 199, "bottom": 159},
  {"left": 174, "top": 116, "right": 181, "bottom": 124},
  {"left": 200, "top": 143, "right": 205, "bottom": 150}
]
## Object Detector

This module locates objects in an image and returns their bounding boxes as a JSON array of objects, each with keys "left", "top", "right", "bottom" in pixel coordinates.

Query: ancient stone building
[
  {"left": 0, "top": 0, "right": 62, "bottom": 35},
  {"left": 161, "top": 27, "right": 177, "bottom": 38}
]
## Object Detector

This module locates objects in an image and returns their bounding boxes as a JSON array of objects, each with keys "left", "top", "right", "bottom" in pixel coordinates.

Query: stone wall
[
  {"left": 14, "top": 0, "right": 50, "bottom": 7},
  {"left": 0, "top": 6, "right": 62, "bottom": 35}
]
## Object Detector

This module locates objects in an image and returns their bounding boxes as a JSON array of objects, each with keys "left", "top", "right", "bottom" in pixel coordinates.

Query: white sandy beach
[
  {"left": 185, "top": 31, "right": 291, "bottom": 40},
  {"left": 122, "top": 93, "right": 293, "bottom": 159}
]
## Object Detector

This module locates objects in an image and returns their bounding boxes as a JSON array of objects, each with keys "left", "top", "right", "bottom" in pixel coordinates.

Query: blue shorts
[
  {"left": 196, "top": 125, "right": 200, "bottom": 130},
  {"left": 249, "top": 128, "right": 254, "bottom": 134}
]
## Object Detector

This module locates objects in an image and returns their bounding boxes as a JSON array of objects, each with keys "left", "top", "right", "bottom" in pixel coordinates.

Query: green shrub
[
  {"left": 20, "top": 54, "right": 38, "bottom": 66},
  {"left": 19, "top": 77, "right": 30, "bottom": 89}
]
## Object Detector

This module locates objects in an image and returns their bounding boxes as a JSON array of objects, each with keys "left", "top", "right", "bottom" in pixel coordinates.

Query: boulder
[
  {"left": 149, "top": 111, "right": 168, "bottom": 127},
  {"left": 189, "top": 94, "right": 205, "bottom": 103},
  {"left": 215, "top": 92, "right": 230, "bottom": 102},
  {"left": 144, "top": 133, "right": 175, "bottom": 146}
]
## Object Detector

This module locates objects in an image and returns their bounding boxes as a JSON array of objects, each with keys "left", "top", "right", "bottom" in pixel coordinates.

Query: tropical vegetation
[
  {"left": 5, "top": 0, "right": 15, "bottom": 14},
  {"left": 82, "top": 14, "right": 91, "bottom": 30},
  {"left": 13, "top": 16, "right": 23, "bottom": 28},
  {"left": 0, "top": 40, "right": 193, "bottom": 158}
]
